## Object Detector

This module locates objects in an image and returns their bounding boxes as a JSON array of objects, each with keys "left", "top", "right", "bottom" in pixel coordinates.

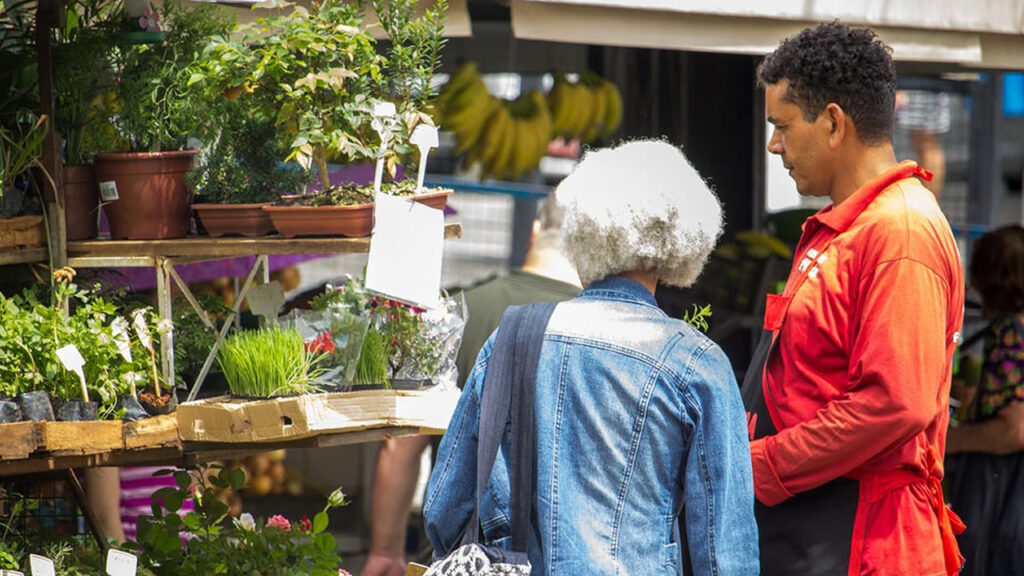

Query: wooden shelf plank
[
  {"left": 0, "top": 247, "right": 48, "bottom": 266},
  {"left": 66, "top": 223, "right": 462, "bottom": 263}
]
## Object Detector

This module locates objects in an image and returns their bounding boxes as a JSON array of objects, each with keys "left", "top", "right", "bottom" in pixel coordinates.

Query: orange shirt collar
[{"left": 809, "top": 160, "right": 931, "bottom": 234}]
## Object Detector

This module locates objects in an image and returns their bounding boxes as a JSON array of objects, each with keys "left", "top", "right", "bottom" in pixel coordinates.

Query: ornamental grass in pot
[
  {"left": 216, "top": 325, "right": 327, "bottom": 398},
  {"left": 95, "top": 0, "right": 234, "bottom": 240}
]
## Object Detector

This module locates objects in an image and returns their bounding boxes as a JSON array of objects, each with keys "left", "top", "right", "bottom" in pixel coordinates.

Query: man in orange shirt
[{"left": 743, "top": 22, "right": 966, "bottom": 575}]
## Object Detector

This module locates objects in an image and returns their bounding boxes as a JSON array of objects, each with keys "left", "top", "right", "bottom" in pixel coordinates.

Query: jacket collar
[
  {"left": 812, "top": 160, "right": 928, "bottom": 234},
  {"left": 580, "top": 275, "right": 659, "bottom": 308}
]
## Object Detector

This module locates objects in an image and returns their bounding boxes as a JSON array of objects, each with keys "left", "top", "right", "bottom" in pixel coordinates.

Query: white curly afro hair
[{"left": 556, "top": 140, "right": 723, "bottom": 288}]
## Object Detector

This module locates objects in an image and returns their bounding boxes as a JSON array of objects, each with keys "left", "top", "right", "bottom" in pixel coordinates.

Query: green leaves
[{"left": 217, "top": 326, "right": 326, "bottom": 397}]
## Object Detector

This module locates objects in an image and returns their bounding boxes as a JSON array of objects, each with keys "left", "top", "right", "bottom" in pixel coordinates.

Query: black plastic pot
[
  {"left": 139, "top": 388, "right": 178, "bottom": 416},
  {"left": 390, "top": 379, "right": 431, "bottom": 391},
  {"left": 351, "top": 382, "right": 389, "bottom": 392},
  {"left": 116, "top": 395, "right": 149, "bottom": 422},
  {"left": 55, "top": 400, "right": 99, "bottom": 421},
  {"left": 16, "top": 390, "right": 54, "bottom": 421},
  {"left": 0, "top": 400, "right": 22, "bottom": 423}
]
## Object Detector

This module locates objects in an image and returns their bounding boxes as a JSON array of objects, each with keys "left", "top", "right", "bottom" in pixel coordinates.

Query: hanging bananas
[{"left": 435, "top": 62, "right": 624, "bottom": 179}]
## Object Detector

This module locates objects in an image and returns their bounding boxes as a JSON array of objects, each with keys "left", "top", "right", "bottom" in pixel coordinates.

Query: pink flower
[
  {"left": 299, "top": 516, "right": 312, "bottom": 532},
  {"left": 265, "top": 515, "right": 291, "bottom": 531},
  {"left": 339, "top": 570, "right": 352, "bottom": 576}
]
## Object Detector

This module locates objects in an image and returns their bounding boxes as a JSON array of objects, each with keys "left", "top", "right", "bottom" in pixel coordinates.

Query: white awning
[{"left": 510, "top": 0, "right": 1024, "bottom": 69}]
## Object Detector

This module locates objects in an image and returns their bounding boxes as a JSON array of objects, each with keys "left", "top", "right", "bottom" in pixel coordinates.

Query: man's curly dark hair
[{"left": 757, "top": 21, "right": 896, "bottom": 145}]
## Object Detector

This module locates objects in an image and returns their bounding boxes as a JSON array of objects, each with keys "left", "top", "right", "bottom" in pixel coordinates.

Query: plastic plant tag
[
  {"left": 246, "top": 281, "right": 285, "bottom": 326},
  {"left": 372, "top": 101, "right": 398, "bottom": 195},
  {"left": 112, "top": 317, "right": 133, "bottom": 362},
  {"left": 365, "top": 193, "right": 443, "bottom": 310},
  {"left": 105, "top": 550, "right": 137, "bottom": 576},
  {"left": 56, "top": 344, "right": 89, "bottom": 402},
  {"left": 0, "top": 570, "right": 26, "bottom": 576},
  {"left": 29, "top": 555, "right": 55, "bottom": 576},
  {"left": 410, "top": 124, "right": 439, "bottom": 192},
  {"left": 132, "top": 310, "right": 152, "bottom": 349},
  {"left": 99, "top": 181, "right": 119, "bottom": 202}
]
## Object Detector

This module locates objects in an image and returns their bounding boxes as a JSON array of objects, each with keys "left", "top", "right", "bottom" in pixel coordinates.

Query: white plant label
[
  {"left": 112, "top": 319, "right": 133, "bottom": 362},
  {"left": 365, "top": 193, "right": 443, "bottom": 310},
  {"left": 410, "top": 124, "right": 439, "bottom": 192},
  {"left": 56, "top": 344, "right": 89, "bottom": 402},
  {"left": 133, "top": 311, "right": 152, "bottom": 349},
  {"left": 29, "top": 555, "right": 55, "bottom": 576},
  {"left": 99, "top": 181, "right": 119, "bottom": 202},
  {"left": 372, "top": 101, "right": 397, "bottom": 195},
  {"left": 105, "top": 550, "right": 137, "bottom": 576}
]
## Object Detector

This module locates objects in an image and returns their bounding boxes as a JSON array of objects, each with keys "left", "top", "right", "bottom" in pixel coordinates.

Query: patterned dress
[{"left": 975, "top": 315, "right": 1024, "bottom": 420}]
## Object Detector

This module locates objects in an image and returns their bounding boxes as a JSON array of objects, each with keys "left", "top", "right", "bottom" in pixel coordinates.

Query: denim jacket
[{"left": 424, "top": 276, "right": 759, "bottom": 575}]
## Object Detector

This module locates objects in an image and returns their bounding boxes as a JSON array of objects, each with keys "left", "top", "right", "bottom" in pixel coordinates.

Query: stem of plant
[{"left": 148, "top": 345, "right": 161, "bottom": 397}]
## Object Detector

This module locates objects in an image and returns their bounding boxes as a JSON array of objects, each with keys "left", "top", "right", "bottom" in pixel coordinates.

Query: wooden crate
[
  {"left": 35, "top": 421, "right": 124, "bottom": 455},
  {"left": 0, "top": 422, "right": 37, "bottom": 460},
  {"left": 123, "top": 414, "right": 180, "bottom": 450},
  {"left": 0, "top": 215, "right": 46, "bottom": 249},
  {"left": 176, "top": 389, "right": 461, "bottom": 443}
]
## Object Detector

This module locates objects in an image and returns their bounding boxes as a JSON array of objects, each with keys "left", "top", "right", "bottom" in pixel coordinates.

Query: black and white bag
[{"left": 422, "top": 302, "right": 557, "bottom": 576}]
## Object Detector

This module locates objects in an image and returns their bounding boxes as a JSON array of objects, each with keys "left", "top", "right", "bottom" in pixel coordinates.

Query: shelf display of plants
[
  {"left": 94, "top": 0, "right": 235, "bottom": 240},
  {"left": 0, "top": 267, "right": 174, "bottom": 422},
  {"left": 197, "top": 0, "right": 451, "bottom": 238}
]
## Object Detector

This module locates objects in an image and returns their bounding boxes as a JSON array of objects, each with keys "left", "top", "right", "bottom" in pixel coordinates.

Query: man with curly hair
[{"left": 743, "top": 21, "right": 966, "bottom": 575}]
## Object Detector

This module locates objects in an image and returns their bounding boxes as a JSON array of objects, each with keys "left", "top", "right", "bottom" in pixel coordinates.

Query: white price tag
[
  {"left": 99, "top": 181, "right": 119, "bottom": 202},
  {"left": 132, "top": 311, "right": 152, "bottom": 349},
  {"left": 105, "top": 550, "right": 137, "bottom": 576},
  {"left": 112, "top": 319, "right": 133, "bottom": 362},
  {"left": 365, "top": 193, "right": 443, "bottom": 310},
  {"left": 29, "top": 555, "right": 55, "bottom": 576},
  {"left": 410, "top": 124, "right": 439, "bottom": 192},
  {"left": 372, "top": 101, "right": 396, "bottom": 118},
  {"left": 55, "top": 344, "right": 85, "bottom": 371}
]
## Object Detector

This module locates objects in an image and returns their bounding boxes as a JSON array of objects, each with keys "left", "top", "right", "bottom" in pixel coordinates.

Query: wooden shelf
[
  {"left": 66, "top": 223, "right": 462, "bottom": 265},
  {"left": 0, "top": 247, "right": 48, "bottom": 266}
]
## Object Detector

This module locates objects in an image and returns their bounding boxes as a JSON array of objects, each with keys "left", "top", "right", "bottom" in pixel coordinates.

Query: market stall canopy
[{"left": 509, "top": 0, "right": 1024, "bottom": 69}]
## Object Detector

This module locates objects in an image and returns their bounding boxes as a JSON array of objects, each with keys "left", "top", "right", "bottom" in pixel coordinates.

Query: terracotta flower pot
[
  {"left": 63, "top": 164, "right": 100, "bottom": 240},
  {"left": 193, "top": 203, "right": 276, "bottom": 237},
  {"left": 412, "top": 189, "right": 452, "bottom": 211},
  {"left": 94, "top": 149, "right": 198, "bottom": 240},
  {"left": 263, "top": 203, "right": 374, "bottom": 238}
]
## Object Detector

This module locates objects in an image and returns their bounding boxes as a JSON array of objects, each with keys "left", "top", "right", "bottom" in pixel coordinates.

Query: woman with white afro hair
[
  {"left": 425, "top": 139, "right": 759, "bottom": 575},
  {"left": 557, "top": 139, "right": 724, "bottom": 288}
]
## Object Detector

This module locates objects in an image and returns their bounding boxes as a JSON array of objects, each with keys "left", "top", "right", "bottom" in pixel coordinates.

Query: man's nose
[{"left": 767, "top": 130, "right": 783, "bottom": 155}]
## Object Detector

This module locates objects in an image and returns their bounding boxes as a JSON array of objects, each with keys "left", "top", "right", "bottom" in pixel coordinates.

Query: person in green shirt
[{"left": 361, "top": 192, "right": 581, "bottom": 576}]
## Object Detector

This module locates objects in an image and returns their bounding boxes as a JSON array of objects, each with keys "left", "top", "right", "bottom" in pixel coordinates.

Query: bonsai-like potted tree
[{"left": 93, "top": 0, "right": 234, "bottom": 240}]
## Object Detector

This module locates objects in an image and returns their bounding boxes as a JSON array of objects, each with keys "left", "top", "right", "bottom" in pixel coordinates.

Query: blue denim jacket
[{"left": 424, "top": 276, "right": 759, "bottom": 575}]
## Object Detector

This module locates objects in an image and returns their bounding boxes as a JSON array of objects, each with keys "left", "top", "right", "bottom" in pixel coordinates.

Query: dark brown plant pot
[
  {"left": 263, "top": 203, "right": 374, "bottom": 238},
  {"left": 193, "top": 203, "right": 276, "bottom": 237},
  {"left": 94, "top": 149, "right": 198, "bottom": 240},
  {"left": 63, "top": 164, "right": 100, "bottom": 240},
  {"left": 138, "top": 388, "right": 178, "bottom": 416}
]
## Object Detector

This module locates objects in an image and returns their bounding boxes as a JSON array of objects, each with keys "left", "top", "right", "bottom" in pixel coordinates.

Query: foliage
[
  {"left": 0, "top": 113, "right": 48, "bottom": 190},
  {"left": 0, "top": 0, "right": 39, "bottom": 129},
  {"left": 188, "top": 108, "right": 310, "bottom": 204},
  {"left": 130, "top": 464, "right": 348, "bottom": 576},
  {"left": 196, "top": 0, "right": 383, "bottom": 191},
  {"left": 51, "top": 0, "right": 119, "bottom": 164},
  {"left": 291, "top": 179, "right": 447, "bottom": 207},
  {"left": 217, "top": 326, "right": 326, "bottom": 397},
  {"left": 172, "top": 292, "right": 230, "bottom": 382},
  {"left": 682, "top": 303, "right": 712, "bottom": 333},
  {"left": 111, "top": 0, "right": 234, "bottom": 151}
]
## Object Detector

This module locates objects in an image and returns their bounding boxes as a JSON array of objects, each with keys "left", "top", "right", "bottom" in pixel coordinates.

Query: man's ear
[{"left": 824, "top": 103, "right": 846, "bottom": 149}]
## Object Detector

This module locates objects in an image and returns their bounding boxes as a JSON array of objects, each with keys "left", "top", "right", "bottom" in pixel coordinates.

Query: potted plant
[
  {"left": 199, "top": 0, "right": 450, "bottom": 238},
  {"left": 189, "top": 106, "right": 310, "bottom": 237},
  {"left": 216, "top": 325, "right": 327, "bottom": 398},
  {"left": 0, "top": 114, "right": 49, "bottom": 250},
  {"left": 94, "top": 0, "right": 234, "bottom": 240},
  {"left": 52, "top": 0, "right": 119, "bottom": 241}
]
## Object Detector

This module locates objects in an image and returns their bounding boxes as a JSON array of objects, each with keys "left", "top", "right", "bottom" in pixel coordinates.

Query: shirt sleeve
[
  {"left": 752, "top": 258, "right": 953, "bottom": 505},
  {"left": 683, "top": 343, "right": 761, "bottom": 575},
  {"left": 980, "top": 319, "right": 1024, "bottom": 416}
]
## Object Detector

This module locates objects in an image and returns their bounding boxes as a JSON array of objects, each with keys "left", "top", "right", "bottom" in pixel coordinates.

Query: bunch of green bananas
[{"left": 548, "top": 71, "right": 623, "bottom": 143}]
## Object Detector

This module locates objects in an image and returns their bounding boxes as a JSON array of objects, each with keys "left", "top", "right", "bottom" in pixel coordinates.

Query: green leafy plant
[
  {"left": 0, "top": 114, "right": 48, "bottom": 209},
  {"left": 111, "top": 0, "right": 234, "bottom": 151},
  {"left": 682, "top": 303, "right": 712, "bottom": 333},
  {"left": 197, "top": 0, "right": 382, "bottom": 192},
  {"left": 130, "top": 464, "right": 348, "bottom": 576},
  {"left": 188, "top": 108, "right": 310, "bottom": 204},
  {"left": 217, "top": 326, "right": 326, "bottom": 397},
  {"left": 172, "top": 292, "right": 230, "bottom": 382}
]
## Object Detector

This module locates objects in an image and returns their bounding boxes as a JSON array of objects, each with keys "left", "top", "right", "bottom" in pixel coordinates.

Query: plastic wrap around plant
[
  {"left": 281, "top": 305, "right": 371, "bottom": 392},
  {"left": 390, "top": 291, "right": 466, "bottom": 390}
]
